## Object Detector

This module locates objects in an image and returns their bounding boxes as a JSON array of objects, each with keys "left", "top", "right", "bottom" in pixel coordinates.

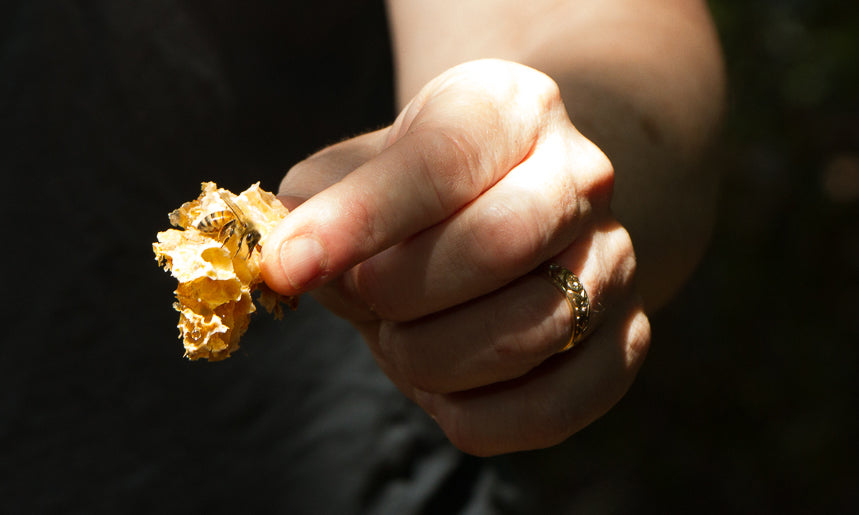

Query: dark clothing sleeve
[{"left": 1, "top": 2, "right": 580, "bottom": 513}]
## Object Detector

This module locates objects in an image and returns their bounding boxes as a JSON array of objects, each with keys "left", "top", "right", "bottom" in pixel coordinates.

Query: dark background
[
  {"left": 2, "top": 0, "right": 857, "bottom": 513},
  {"left": 628, "top": 2, "right": 859, "bottom": 512}
]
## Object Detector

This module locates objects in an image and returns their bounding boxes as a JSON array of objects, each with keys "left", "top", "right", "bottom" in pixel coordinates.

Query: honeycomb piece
[{"left": 153, "top": 182, "right": 297, "bottom": 361}]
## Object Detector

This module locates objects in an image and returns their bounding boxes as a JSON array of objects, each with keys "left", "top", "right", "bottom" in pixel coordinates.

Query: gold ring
[{"left": 536, "top": 263, "right": 591, "bottom": 351}]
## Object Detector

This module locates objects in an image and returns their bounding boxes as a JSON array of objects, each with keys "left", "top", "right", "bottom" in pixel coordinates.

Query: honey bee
[{"left": 196, "top": 192, "right": 261, "bottom": 258}]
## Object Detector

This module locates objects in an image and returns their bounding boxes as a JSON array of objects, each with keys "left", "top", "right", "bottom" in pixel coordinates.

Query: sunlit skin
[{"left": 261, "top": 0, "right": 725, "bottom": 456}]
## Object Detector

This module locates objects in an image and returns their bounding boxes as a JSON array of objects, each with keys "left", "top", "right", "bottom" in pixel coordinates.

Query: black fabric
[
  {"left": 3, "top": 1, "right": 456, "bottom": 512},
  {"left": 8, "top": 3, "right": 853, "bottom": 513},
  {"left": 0, "top": 2, "right": 596, "bottom": 513}
]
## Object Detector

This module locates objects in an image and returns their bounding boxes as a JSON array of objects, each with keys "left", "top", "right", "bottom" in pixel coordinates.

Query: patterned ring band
[{"left": 536, "top": 262, "right": 591, "bottom": 351}]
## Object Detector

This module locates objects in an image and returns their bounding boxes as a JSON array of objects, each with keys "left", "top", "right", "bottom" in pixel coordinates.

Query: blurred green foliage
[
  {"left": 711, "top": 1, "right": 859, "bottom": 129},
  {"left": 566, "top": 2, "right": 859, "bottom": 513}
]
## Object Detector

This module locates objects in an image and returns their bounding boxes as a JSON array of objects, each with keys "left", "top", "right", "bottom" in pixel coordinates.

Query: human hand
[{"left": 261, "top": 59, "right": 650, "bottom": 456}]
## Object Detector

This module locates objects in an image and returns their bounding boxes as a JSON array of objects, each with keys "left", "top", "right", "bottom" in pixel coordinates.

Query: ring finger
[{"left": 368, "top": 219, "right": 636, "bottom": 396}]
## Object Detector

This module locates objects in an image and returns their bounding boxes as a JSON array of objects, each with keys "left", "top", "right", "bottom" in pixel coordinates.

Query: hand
[{"left": 261, "top": 59, "right": 650, "bottom": 456}]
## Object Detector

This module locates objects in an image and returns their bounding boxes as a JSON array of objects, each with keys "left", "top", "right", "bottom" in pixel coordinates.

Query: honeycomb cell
[{"left": 153, "top": 182, "right": 297, "bottom": 360}]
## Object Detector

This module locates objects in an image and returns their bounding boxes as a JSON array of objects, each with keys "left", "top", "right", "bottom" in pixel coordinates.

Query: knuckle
[
  {"left": 605, "top": 222, "right": 638, "bottom": 287},
  {"left": 528, "top": 69, "right": 564, "bottom": 113},
  {"left": 465, "top": 59, "right": 563, "bottom": 111},
  {"left": 592, "top": 154, "right": 616, "bottom": 205},
  {"left": 488, "top": 290, "right": 569, "bottom": 364},
  {"left": 490, "top": 331, "right": 550, "bottom": 367},
  {"left": 409, "top": 125, "right": 487, "bottom": 213},
  {"left": 491, "top": 334, "right": 562, "bottom": 374},
  {"left": 348, "top": 258, "right": 401, "bottom": 320},
  {"left": 624, "top": 304, "right": 651, "bottom": 371},
  {"left": 566, "top": 137, "right": 615, "bottom": 212}
]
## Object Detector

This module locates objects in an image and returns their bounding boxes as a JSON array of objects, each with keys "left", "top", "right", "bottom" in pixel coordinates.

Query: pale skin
[{"left": 260, "top": 0, "right": 725, "bottom": 456}]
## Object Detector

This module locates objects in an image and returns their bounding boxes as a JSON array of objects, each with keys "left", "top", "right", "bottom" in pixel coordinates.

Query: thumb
[{"left": 260, "top": 129, "right": 392, "bottom": 295}]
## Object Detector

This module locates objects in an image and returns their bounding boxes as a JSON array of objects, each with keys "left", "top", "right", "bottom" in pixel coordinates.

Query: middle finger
[
  {"left": 339, "top": 127, "right": 614, "bottom": 321},
  {"left": 369, "top": 220, "right": 636, "bottom": 395}
]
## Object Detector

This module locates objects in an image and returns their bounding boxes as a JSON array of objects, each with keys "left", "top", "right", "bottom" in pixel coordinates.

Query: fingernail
[{"left": 279, "top": 236, "right": 327, "bottom": 291}]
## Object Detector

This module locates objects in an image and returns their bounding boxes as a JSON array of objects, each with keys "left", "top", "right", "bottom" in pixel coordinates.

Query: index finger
[{"left": 261, "top": 60, "right": 564, "bottom": 296}]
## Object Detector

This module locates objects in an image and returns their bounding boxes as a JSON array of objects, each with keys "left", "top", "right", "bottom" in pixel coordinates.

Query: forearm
[{"left": 386, "top": 0, "right": 726, "bottom": 310}]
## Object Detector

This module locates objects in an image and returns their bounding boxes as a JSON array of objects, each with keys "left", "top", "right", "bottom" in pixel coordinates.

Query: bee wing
[{"left": 219, "top": 191, "right": 247, "bottom": 221}]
